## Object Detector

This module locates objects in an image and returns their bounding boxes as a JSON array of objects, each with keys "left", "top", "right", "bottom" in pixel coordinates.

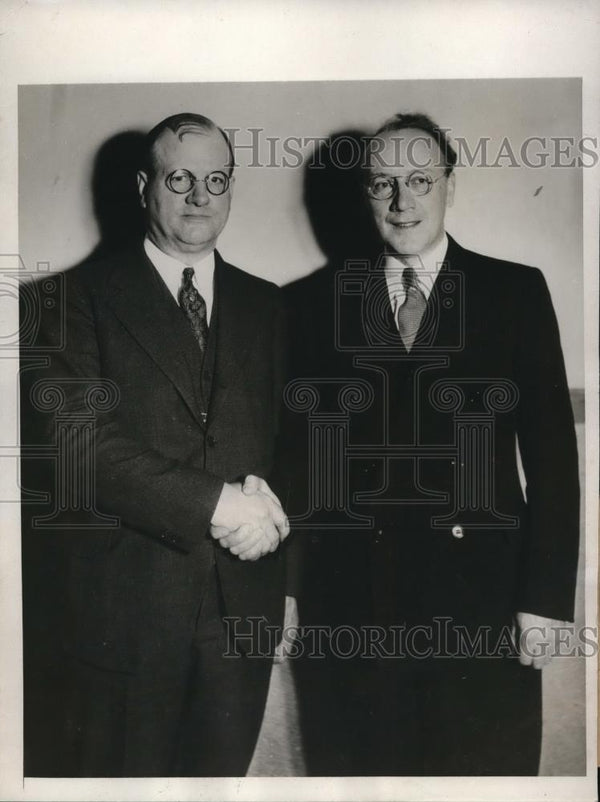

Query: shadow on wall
[
  {"left": 303, "top": 129, "right": 381, "bottom": 269},
  {"left": 83, "top": 127, "right": 381, "bottom": 271},
  {"left": 81, "top": 129, "right": 148, "bottom": 266}
]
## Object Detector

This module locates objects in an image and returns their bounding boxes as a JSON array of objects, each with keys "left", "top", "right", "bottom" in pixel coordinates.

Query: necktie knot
[{"left": 402, "top": 265, "right": 418, "bottom": 292}]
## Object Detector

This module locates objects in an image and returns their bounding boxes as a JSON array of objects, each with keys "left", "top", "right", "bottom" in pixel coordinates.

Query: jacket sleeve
[{"left": 513, "top": 267, "right": 580, "bottom": 621}]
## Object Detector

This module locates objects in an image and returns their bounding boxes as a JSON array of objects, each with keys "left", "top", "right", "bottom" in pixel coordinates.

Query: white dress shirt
[
  {"left": 384, "top": 233, "right": 449, "bottom": 322},
  {"left": 144, "top": 237, "right": 215, "bottom": 325}
]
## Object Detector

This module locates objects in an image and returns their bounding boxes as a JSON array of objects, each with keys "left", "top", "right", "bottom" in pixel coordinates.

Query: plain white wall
[{"left": 19, "top": 79, "right": 583, "bottom": 386}]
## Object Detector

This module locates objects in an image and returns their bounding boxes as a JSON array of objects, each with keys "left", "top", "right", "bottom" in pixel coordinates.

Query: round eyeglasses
[
  {"left": 366, "top": 171, "right": 445, "bottom": 201},
  {"left": 166, "top": 169, "right": 231, "bottom": 196}
]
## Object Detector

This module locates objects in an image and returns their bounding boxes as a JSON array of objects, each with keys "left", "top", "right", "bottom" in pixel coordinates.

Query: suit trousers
[
  {"left": 64, "top": 566, "right": 273, "bottom": 777},
  {"left": 294, "top": 626, "right": 541, "bottom": 775},
  {"left": 334, "top": 655, "right": 542, "bottom": 776}
]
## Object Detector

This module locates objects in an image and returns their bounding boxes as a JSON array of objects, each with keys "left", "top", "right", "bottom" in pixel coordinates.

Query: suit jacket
[
  {"left": 284, "top": 235, "right": 579, "bottom": 639},
  {"left": 22, "top": 243, "right": 286, "bottom": 674}
]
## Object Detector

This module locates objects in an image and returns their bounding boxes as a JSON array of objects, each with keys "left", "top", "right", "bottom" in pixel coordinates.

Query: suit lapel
[
  {"left": 208, "top": 253, "right": 258, "bottom": 422},
  {"left": 412, "top": 236, "right": 464, "bottom": 351},
  {"left": 413, "top": 261, "right": 449, "bottom": 350},
  {"left": 106, "top": 246, "right": 206, "bottom": 427},
  {"left": 428, "top": 235, "right": 467, "bottom": 351}
]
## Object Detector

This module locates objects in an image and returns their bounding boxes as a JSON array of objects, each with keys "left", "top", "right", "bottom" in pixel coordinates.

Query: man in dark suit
[
  {"left": 22, "top": 113, "right": 291, "bottom": 777},
  {"left": 286, "top": 113, "right": 579, "bottom": 775}
]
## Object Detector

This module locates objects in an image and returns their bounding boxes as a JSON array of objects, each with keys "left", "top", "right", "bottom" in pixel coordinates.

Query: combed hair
[
  {"left": 142, "top": 113, "right": 235, "bottom": 175},
  {"left": 373, "top": 112, "right": 457, "bottom": 174}
]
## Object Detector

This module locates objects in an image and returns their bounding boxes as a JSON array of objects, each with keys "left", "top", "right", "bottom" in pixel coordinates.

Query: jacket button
[
  {"left": 207, "top": 434, "right": 216, "bottom": 447},
  {"left": 451, "top": 525, "right": 464, "bottom": 539}
]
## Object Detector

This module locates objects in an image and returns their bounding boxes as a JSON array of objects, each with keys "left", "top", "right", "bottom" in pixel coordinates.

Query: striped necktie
[{"left": 395, "top": 266, "right": 427, "bottom": 351}]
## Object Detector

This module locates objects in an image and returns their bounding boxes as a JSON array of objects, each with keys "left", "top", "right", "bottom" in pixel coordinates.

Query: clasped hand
[{"left": 210, "top": 475, "right": 290, "bottom": 561}]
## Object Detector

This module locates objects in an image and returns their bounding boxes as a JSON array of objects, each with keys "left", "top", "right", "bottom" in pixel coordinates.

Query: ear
[
  {"left": 445, "top": 170, "right": 456, "bottom": 208},
  {"left": 137, "top": 170, "right": 148, "bottom": 209}
]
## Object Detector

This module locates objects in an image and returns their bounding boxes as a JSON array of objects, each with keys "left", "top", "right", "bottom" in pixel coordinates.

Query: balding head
[{"left": 142, "top": 113, "right": 235, "bottom": 177}]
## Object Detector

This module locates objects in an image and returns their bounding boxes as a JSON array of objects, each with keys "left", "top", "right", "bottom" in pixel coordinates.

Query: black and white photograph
[{"left": 1, "top": 3, "right": 598, "bottom": 802}]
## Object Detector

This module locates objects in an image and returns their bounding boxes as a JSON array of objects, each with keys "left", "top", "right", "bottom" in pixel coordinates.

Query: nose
[
  {"left": 186, "top": 178, "right": 210, "bottom": 206},
  {"left": 390, "top": 179, "right": 415, "bottom": 212}
]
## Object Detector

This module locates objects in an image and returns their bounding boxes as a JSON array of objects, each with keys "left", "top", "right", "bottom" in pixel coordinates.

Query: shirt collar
[
  {"left": 143, "top": 236, "right": 215, "bottom": 275},
  {"left": 384, "top": 233, "right": 449, "bottom": 301},
  {"left": 385, "top": 233, "right": 448, "bottom": 277}
]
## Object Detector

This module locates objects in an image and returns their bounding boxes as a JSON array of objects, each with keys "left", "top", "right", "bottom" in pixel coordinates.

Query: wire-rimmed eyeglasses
[
  {"left": 166, "top": 169, "right": 231, "bottom": 196},
  {"left": 366, "top": 171, "right": 445, "bottom": 201}
]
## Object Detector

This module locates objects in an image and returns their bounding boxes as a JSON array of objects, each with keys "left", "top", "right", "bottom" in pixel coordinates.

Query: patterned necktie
[
  {"left": 395, "top": 266, "right": 427, "bottom": 351},
  {"left": 179, "top": 267, "right": 208, "bottom": 355}
]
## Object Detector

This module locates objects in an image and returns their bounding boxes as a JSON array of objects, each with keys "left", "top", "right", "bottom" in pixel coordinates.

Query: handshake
[{"left": 210, "top": 475, "right": 290, "bottom": 561}]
